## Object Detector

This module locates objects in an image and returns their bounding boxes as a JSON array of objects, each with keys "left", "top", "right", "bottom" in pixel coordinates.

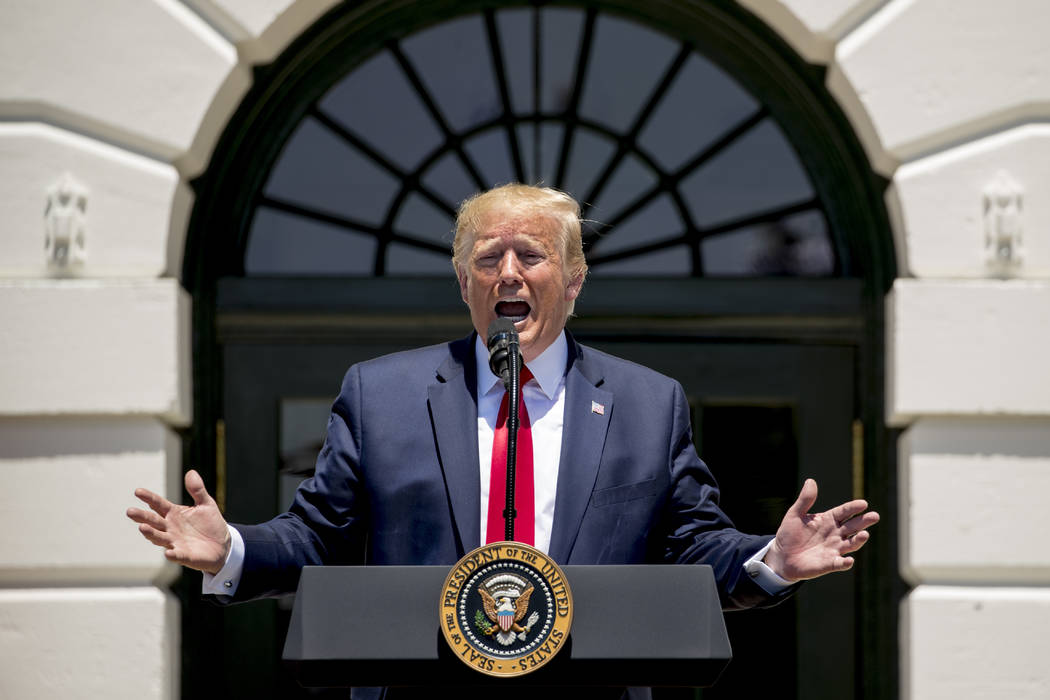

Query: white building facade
[{"left": 1, "top": 1, "right": 1048, "bottom": 698}]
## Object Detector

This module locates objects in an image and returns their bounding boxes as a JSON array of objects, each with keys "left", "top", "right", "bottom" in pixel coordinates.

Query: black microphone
[
  {"left": 486, "top": 318, "right": 521, "bottom": 392},
  {"left": 486, "top": 318, "right": 523, "bottom": 541}
]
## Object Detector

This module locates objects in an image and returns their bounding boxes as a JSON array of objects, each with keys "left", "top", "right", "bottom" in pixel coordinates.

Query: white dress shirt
[
  {"left": 476, "top": 330, "right": 567, "bottom": 554},
  {"left": 204, "top": 330, "right": 791, "bottom": 596}
]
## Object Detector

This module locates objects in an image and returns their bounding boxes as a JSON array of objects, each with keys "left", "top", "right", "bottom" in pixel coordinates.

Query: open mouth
[{"left": 495, "top": 300, "right": 531, "bottom": 322}]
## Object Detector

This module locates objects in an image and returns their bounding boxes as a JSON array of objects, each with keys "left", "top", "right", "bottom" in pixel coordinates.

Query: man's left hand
[{"left": 763, "top": 478, "right": 879, "bottom": 582}]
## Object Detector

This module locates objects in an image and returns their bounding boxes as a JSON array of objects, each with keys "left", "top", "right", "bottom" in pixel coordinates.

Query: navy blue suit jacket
[{"left": 232, "top": 333, "right": 790, "bottom": 611}]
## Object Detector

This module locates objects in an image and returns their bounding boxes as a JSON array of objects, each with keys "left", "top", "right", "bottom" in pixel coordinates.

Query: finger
[
  {"left": 164, "top": 546, "right": 206, "bottom": 570},
  {"left": 126, "top": 507, "right": 167, "bottom": 531},
  {"left": 184, "top": 470, "right": 217, "bottom": 509},
  {"left": 134, "top": 488, "right": 172, "bottom": 517},
  {"left": 138, "top": 523, "right": 174, "bottom": 549},
  {"left": 832, "top": 555, "right": 855, "bottom": 573},
  {"left": 164, "top": 547, "right": 192, "bottom": 565},
  {"left": 840, "top": 530, "right": 870, "bottom": 554},
  {"left": 788, "top": 478, "right": 818, "bottom": 517},
  {"left": 799, "top": 554, "right": 855, "bottom": 580},
  {"left": 841, "top": 510, "right": 880, "bottom": 536},
  {"left": 830, "top": 499, "right": 870, "bottom": 526}
]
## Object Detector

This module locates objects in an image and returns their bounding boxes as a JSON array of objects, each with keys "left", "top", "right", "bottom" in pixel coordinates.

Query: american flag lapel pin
[{"left": 591, "top": 400, "right": 605, "bottom": 415}]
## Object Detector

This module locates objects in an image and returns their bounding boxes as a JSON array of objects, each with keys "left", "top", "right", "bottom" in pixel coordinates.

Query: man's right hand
[{"left": 126, "top": 469, "right": 231, "bottom": 575}]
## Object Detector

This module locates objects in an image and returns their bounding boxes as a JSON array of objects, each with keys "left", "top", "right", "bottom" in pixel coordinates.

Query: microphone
[
  {"left": 486, "top": 318, "right": 520, "bottom": 392},
  {"left": 486, "top": 318, "right": 523, "bottom": 541}
]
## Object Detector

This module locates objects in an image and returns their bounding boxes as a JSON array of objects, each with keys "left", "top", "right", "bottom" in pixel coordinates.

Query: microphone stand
[{"left": 503, "top": 336, "right": 521, "bottom": 542}]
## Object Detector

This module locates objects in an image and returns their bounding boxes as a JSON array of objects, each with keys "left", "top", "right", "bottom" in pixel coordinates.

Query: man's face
[{"left": 458, "top": 210, "right": 583, "bottom": 362}]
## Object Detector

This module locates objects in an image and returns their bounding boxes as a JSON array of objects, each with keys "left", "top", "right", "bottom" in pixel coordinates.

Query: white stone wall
[
  {"left": 0, "top": 1, "right": 332, "bottom": 697},
  {"left": 1, "top": 0, "right": 1047, "bottom": 697},
  {"left": 742, "top": 1, "right": 1050, "bottom": 696},
  {"left": 754, "top": 0, "right": 1050, "bottom": 697}
]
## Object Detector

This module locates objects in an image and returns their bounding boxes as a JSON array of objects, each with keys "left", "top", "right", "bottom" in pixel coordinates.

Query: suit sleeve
[
  {"left": 658, "top": 382, "right": 799, "bottom": 611},
  {"left": 220, "top": 364, "right": 370, "bottom": 602}
]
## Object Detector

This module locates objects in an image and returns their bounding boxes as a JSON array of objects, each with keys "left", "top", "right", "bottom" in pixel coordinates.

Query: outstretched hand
[
  {"left": 126, "top": 469, "right": 231, "bottom": 575},
  {"left": 763, "top": 478, "right": 879, "bottom": 582}
]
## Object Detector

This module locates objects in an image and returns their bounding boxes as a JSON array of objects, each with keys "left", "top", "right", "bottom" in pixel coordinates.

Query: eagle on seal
[{"left": 480, "top": 585, "right": 536, "bottom": 646}]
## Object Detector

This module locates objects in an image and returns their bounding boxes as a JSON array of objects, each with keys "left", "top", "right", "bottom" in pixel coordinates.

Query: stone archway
[
  {"left": 2, "top": 2, "right": 1048, "bottom": 700},
  {"left": 182, "top": 2, "right": 896, "bottom": 698}
]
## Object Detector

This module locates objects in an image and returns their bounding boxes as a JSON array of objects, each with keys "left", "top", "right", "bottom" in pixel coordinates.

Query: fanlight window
[{"left": 245, "top": 8, "right": 835, "bottom": 278}]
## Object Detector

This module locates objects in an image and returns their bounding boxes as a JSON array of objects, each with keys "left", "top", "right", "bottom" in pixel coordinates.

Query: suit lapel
[
  {"left": 548, "top": 340, "right": 612, "bottom": 563},
  {"left": 428, "top": 336, "right": 480, "bottom": 554}
]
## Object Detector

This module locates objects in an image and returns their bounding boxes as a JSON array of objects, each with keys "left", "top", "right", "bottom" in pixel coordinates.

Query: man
[{"left": 128, "top": 184, "right": 878, "bottom": 687}]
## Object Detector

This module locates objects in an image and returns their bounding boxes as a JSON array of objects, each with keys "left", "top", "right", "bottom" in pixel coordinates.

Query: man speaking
[{"left": 128, "top": 184, "right": 879, "bottom": 690}]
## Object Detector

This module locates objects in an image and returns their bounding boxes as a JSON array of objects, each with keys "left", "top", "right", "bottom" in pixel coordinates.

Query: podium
[{"left": 283, "top": 565, "right": 732, "bottom": 688}]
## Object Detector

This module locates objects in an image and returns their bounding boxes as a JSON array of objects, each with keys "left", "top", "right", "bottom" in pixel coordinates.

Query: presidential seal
[{"left": 440, "top": 542, "right": 573, "bottom": 677}]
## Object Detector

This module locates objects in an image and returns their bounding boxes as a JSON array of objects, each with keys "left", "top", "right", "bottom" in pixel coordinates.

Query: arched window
[{"left": 243, "top": 7, "right": 837, "bottom": 279}]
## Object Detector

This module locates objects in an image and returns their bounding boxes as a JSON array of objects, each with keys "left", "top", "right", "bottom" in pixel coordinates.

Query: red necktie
[{"left": 486, "top": 367, "right": 535, "bottom": 545}]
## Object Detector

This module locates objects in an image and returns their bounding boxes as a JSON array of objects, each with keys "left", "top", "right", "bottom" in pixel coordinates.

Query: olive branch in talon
[{"left": 474, "top": 609, "right": 495, "bottom": 636}]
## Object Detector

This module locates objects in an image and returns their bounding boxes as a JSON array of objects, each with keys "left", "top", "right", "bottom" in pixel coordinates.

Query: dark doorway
[
  {"left": 588, "top": 339, "right": 856, "bottom": 700},
  {"left": 204, "top": 276, "right": 864, "bottom": 699}
]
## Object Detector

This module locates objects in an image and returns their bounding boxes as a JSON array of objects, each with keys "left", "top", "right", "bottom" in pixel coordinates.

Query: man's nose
[{"left": 497, "top": 251, "right": 522, "bottom": 282}]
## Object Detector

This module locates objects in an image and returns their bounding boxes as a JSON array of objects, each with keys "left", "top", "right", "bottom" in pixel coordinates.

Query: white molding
[
  {"left": 982, "top": 170, "right": 1025, "bottom": 277},
  {"left": 0, "top": 0, "right": 243, "bottom": 178},
  {"left": 0, "top": 123, "right": 190, "bottom": 277},
  {"left": 735, "top": 0, "right": 887, "bottom": 64},
  {"left": 891, "top": 124, "right": 1050, "bottom": 279},
  {"left": 0, "top": 417, "right": 182, "bottom": 586},
  {"left": 899, "top": 418, "right": 1050, "bottom": 585},
  {"left": 902, "top": 586, "right": 1050, "bottom": 700},
  {"left": 887, "top": 279, "right": 1050, "bottom": 423},
  {"left": 832, "top": 0, "right": 1050, "bottom": 169},
  {"left": 0, "top": 588, "right": 179, "bottom": 700},
  {"left": 183, "top": 0, "right": 341, "bottom": 65},
  {"left": 43, "top": 171, "right": 89, "bottom": 273},
  {"left": 0, "top": 280, "right": 192, "bottom": 424}
]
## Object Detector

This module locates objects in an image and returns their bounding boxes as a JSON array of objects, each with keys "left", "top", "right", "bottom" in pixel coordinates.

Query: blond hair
[{"left": 452, "top": 184, "right": 588, "bottom": 286}]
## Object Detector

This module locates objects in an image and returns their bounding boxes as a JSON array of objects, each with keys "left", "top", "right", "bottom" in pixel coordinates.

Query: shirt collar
[{"left": 474, "top": 330, "right": 568, "bottom": 400}]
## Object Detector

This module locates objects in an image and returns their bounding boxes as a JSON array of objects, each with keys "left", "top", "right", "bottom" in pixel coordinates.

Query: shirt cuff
[
  {"left": 201, "top": 525, "right": 245, "bottom": 596},
  {"left": 743, "top": 539, "right": 795, "bottom": 594}
]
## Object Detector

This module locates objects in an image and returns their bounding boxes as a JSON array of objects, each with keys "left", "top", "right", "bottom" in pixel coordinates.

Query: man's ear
[{"left": 565, "top": 269, "right": 584, "bottom": 302}]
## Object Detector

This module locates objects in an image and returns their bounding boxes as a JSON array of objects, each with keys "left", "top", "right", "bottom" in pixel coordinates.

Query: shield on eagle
[{"left": 497, "top": 608, "right": 514, "bottom": 632}]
